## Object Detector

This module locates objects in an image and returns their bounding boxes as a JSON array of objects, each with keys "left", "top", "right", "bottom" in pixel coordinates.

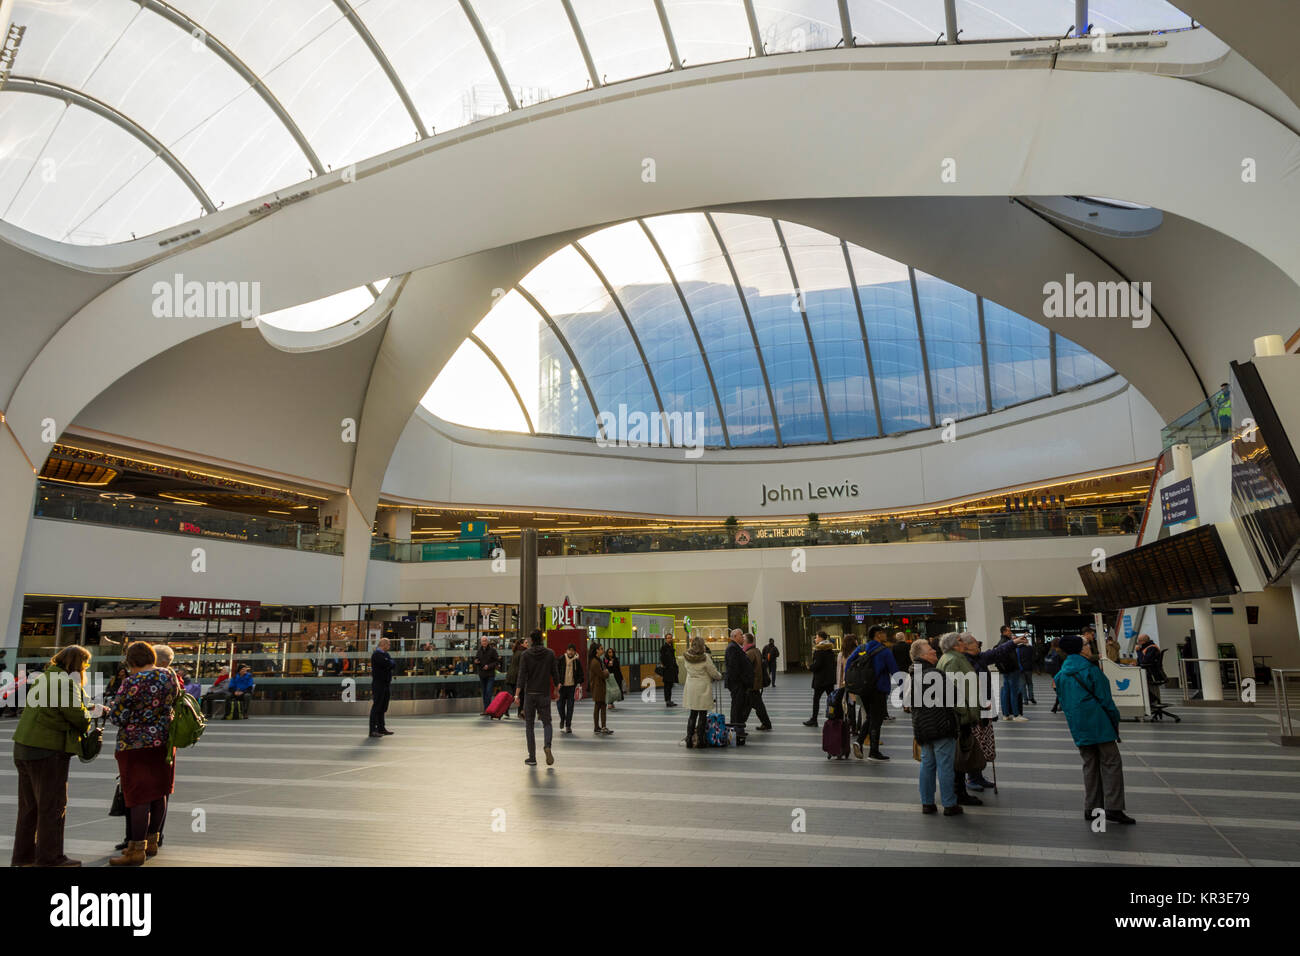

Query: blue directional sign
[{"left": 1159, "top": 477, "right": 1197, "bottom": 526}]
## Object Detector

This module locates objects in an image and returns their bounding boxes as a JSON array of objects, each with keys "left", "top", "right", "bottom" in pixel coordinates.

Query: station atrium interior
[{"left": 1, "top": 0, "right": 1299, "bottom": 882}]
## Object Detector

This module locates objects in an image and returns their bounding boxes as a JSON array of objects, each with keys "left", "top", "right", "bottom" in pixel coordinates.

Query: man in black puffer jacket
[
  {"left": 803, "top": 632, "right": 837, "bottom": 727},
  {"left": 906, "top": 639, "right": 961, "bottom": 815}
]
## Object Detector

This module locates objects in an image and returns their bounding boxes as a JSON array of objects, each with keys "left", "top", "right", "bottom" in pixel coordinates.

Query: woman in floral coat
[{"left": 108, "top": 641, "right": 178, "bottom": 866}]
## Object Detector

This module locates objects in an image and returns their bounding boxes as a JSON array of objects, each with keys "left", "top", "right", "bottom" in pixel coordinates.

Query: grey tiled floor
[{"left": 2, "top": 684, "right": 1297, "bottom": 866}]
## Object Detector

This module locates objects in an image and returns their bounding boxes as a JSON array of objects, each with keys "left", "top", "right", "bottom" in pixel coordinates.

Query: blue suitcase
[{"left": 704, "top": 680, "right": 729, "bottom": 746}]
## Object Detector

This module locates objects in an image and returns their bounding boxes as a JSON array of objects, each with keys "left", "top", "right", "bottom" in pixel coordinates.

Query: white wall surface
[{"left": 381, "top": 381, "right": 1162, "bottom": 517}]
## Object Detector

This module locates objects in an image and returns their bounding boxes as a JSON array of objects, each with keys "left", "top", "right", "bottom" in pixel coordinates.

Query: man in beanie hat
[{"left": 1054, "top": 634, "right": 1135, "bottom": 825}]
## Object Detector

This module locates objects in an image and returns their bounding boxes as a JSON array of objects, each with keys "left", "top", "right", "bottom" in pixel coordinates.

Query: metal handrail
[
  {"left": 1272, "top": 668, "right": 1300, "bottom": 737},
  {"left": 1178, "top": 656, "right": 1241, "bottom": 702}
]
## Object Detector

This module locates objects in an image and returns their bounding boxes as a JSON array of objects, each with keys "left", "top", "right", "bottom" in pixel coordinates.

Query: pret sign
[
  {"left": 160, "top": 596, "right": 261, "bottom": 621},
  {"left": 548, "top": 597, "right": 580, "bottom": 629}
]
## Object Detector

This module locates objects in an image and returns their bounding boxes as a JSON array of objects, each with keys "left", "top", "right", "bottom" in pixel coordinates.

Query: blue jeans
[
  {"left": 480, "top": 675, "right": 496, "bottom": 710},
  {"left": 1022, "top": 671, "right": 1035, "bottom": 702},
  {"left": 1000, "top": 672, "right": 1024, "bottom": 717},
  {"left": 919, "top": 737, "right": 958, "bottom": 808}
]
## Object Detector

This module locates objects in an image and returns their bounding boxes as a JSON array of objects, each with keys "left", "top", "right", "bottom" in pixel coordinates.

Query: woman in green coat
[{"left": 11, "top": 645, "right": 95, "bottom": 867}]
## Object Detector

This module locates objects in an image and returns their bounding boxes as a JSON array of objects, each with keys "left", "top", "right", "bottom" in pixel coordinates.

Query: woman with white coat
[{"left": 680, "top": 637, "right": 723, "bottom": 748}]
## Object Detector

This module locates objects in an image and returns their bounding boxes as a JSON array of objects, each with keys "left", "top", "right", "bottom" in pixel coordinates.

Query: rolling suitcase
[
  {"left": 485, "top": 690, "right": 514, "bottom": 719},
  {"left": 704, "top": 680, "right": 729, "bottom": 747},
  {"left": 822, "top": 718, "right": 850, "bottom": 759}
]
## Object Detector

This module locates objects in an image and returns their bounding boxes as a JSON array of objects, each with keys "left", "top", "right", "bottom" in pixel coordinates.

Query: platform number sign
[{"left": 61, "top": 603, "right": 83, "bottom": 628}]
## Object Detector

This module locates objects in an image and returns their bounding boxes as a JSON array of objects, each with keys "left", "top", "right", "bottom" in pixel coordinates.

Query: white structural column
[
  {"left": 747, "top": 573, "right": 784, "bottom": 671},
  {"left": 965, "top": 564, "right": 1003, "bottom": 650},
  {"left": 0, "top": 425, "right": 37, "bottom": 648},
  {"left": 1167, "top": 442, "right": 1223, "bottom": 699}
]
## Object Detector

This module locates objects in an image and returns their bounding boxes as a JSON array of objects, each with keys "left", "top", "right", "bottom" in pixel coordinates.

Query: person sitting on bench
[{"left": 225, "top": 665, "right": 255, "bottom": 720}]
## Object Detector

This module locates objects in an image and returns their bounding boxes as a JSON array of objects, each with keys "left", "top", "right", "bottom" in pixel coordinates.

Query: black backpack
[{"left": 844, "top": 646, "right": 886, "bottom": 697}]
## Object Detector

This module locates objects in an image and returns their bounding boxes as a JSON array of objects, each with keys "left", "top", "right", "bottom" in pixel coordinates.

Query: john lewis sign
[{"left": 760, "top": 479, "right": 861, "bottom": 507}]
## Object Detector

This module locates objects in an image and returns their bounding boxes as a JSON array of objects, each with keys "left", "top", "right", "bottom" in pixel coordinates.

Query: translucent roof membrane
[
  {"left": 660, "top": 0, "right": 753, "bottom": 64},
  {"left": 572, "top": 0, "right": 672, "bottom": 83},
  {"left": 752, "top": 1, "right": 843, "bottom": 54},
  {"left": 4, "top": 0, "right": 1193, "bottom": 244},
  {"left": 423, "top": 212, "right": 1119, "bottom": 448},
  {"left": 846, "top": 0, "right": 946, "bottom": 45},
  {"left": 472, "top": 0, "right": 591, "bottom": 105}
]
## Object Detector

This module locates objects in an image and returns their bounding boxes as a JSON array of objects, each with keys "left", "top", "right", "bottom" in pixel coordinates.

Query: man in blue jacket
[
  {"left": 1054, "top": 635, "right": 1135, "bottom": 825},
  {"left": 225, "top": 665, "right": 255, "bottom": 720},
  {"left": 845, "top": 625, "right": 899, "bottom": 761}
]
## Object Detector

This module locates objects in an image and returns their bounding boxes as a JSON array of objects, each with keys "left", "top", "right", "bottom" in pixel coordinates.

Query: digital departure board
[{"left": 1077, "top": 524, "right": 1238, "bottom": 610}]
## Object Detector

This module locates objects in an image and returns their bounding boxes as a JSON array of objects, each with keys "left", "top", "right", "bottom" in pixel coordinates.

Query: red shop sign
[{"left": 160, "top": 596, "right": 261, "bottom": 621}]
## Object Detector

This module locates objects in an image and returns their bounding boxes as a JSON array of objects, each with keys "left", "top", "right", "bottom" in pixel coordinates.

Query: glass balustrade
[{"left": 32, "top": 482, "right": 343, "bottom": 555}]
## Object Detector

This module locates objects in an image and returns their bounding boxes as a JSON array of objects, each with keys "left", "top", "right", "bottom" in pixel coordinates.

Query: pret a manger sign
[{"left": 160, "top": 596, "right": 261, "bottom": 621}]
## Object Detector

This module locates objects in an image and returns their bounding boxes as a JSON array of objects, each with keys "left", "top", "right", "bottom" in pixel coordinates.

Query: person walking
[
  {"left": 517, "top": 630, "right": 559, "bottom": 766},
  {"left": 587, "top": 644, "right": 612, "bottom": 735},
  {"left": 659, "top": 634, "right": 680, "bottom": 708},
  {"left": 744, "top": 634, "right": 772, "bottom": 731},
  {"left": 680, "top": 637, "right": 722, "bottom": 748},
  {"left": 11, "top": 645, "right": 96, "bottom": 867},
  {"left": 836, "top": 635, "right": 859, "bottom": 738},
  {"left": 1054, "top": 635, "right": 1135, "bottom": 825},
  {"left": 845, "top": 625, "right": 899, "bottom": 761},
  {"left": 604, "top": 647, "right": 624, "bottom": 710},
  {"left": 724, "top": 629, "right": 753, "bottom": 744},
  {"left": 762, "top": 638, "right": 780, "bottom": 687},
  {"left": 224, "top": 664, "right": 255, "bottom": 720},
  {"left": 474, "top": 637, "right": 501, "bottom": 715},
  {"left": 906, "top": 639, "right": 961, "bottom": 816},
  {"left": 803, "top": 632, "right": 836, "bottom": 727},
  {"left": 369, "top": 637, "right": 395, "bottom": 738},
  {"left": 556, "top": 642, "right": 584, "bottom": 733},
  {"left": 108, "top": 641, "right": 180, "bottom": 866},
  {"left": 1045, "top": 638, "right": 1064, "bottom": 713},
  {"left": 996, "top": 626, "right": 1026, "bottom": 722}
]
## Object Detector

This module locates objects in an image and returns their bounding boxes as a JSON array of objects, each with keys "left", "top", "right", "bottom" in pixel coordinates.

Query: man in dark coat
[
  {"left": 724, "top": 629, "right": 754, "bottom": 744},
  {"left": 762, "top": 638, "right": 780, "bottom": 687},
  {"left": 517, "top": 630, "right": 560, "bottom": 766},
  {"left": 803, "top": 632, "right": 837, "bottom": 727},
  {"left": 369, "top": 637, "right": 395, "bottom": 738},
  {"left": 659, "top": 634, "right": 680, "bottom": 707},
  {"left": 473, "top": 637, "right": 501, "bottom": 714}
]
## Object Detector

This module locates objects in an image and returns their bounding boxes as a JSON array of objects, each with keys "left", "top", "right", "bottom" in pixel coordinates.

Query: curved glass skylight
[
  {"left": 421, "top": 212, "right": 1118, "bottom": 448},
  {"left": 258, "top": 278, "right": 389, "bottom": 332},
  {"left": 0, "top": 0, "right": 1195, "bottom": 245}
]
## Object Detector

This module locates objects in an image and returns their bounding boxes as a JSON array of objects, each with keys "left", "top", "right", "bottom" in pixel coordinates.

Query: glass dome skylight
[{"left": 421, "top": 212, "right": 1117, "bottom": 448}]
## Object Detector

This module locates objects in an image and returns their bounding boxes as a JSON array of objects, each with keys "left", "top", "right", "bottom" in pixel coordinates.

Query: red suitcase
[
  {"left": 485, "top": 690, "right": 514, "bottom": 719},
  {"left": 822, "top": 718, "right": 850, "bottom": 760}
]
